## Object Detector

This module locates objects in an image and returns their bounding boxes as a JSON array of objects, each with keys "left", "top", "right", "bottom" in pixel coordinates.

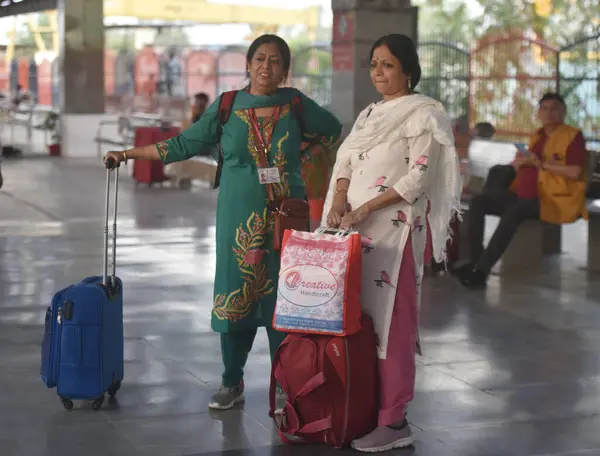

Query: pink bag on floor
[{"left": 274, "top": 228, "right": 363, "bottom": 336}]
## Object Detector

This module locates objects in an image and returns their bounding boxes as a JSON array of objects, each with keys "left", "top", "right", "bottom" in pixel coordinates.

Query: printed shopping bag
[{"left": 274, "top": 228, "right": 362, "bottom": 336}]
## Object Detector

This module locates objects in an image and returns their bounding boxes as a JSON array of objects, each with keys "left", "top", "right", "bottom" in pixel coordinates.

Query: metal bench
[
  {"left": 1, "top": 104, "right": 61, "bottom": 153},
  {"left": 94, "top": 117, "right": 134, "bottom": 156},
  {"left": 94, "top": 114, "right": 164, "bottom": 157},
  {"left": 586, "top": 199, "right": 600, "bottom": 273},
  {"left": 166, "top": 155, "right": 218, "bottom": 188},
  {"left": 1, "top": 103, "right": 35, "bottom": 149}
]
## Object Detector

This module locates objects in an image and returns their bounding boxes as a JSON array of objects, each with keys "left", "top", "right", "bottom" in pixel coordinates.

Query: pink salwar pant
[{"left": 376, "top": 235, "right": 418, "bottom": 426}]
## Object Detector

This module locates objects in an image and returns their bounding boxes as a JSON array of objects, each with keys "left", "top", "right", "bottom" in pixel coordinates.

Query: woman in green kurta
[{"left": 104, "top": 34, "right": 342, "bottom": 410}]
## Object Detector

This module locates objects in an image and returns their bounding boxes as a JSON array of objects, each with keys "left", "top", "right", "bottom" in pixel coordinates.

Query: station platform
[{"left": 1, "top": 157, "right": 600, "bottom": 456}]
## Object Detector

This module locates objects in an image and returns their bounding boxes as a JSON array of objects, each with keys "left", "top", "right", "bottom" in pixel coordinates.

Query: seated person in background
[
  {"left": 12, "top": 85, "right": 28, "bottom": 109},
  {"left": 472, "top": 121, "right": 496, "bottom": 139},
  {"left": 187, "top": 92, "right": 210, "bottom": 125},
  {"left": 456, "top": 92, "right": 588, "bottom": 289},
  {"left": 166, "top": 92, "right": 211, "bottom": 188}
]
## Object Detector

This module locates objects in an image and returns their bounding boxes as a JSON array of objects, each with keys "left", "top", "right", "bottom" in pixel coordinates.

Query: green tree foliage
[
  {"left": 474, "top": 0, "right": 599, "bottom": 45},
  {"left": 290, "top": 44, "right": 332, "bottom": 106},
  {"left": 416, "top": 0, "right": 599, "bottom": 45},
  {"left": 12, "top": 13, "right": 53, "bottom": 58},
  {"left": 414, "top": 0, "right": 480, "bottom": 42},
  {"left": 415, "top": 0, "right": 600, "bottom": 140}
]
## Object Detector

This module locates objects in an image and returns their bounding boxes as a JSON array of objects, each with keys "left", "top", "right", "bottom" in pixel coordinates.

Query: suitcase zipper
[
  {"left": 54, "top": 286, "right": 73, "bottom": 393},
  {"left": 45, "top": 286, "right": 70, "bottom": 386},
  {"left": 55, "top": 305, "right": 64, "bottom": 390},
  {"left": 55, "top": 285, "right": 81, "bottom": 395}
]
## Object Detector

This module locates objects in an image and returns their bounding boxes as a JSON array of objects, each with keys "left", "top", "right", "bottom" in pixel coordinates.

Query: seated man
[{"left": 456, "top": 92, "right": 588, "bottom": 289}]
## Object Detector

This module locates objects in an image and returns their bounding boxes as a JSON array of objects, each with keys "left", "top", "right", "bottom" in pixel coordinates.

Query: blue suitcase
[{"left": 41, "top": 162, "right": 124, "bottom": 410}]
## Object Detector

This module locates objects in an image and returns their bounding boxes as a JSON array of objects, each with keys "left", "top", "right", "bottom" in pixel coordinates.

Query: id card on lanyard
[{"left": 248, "top": 106, "right": 281, "bottom": 185}]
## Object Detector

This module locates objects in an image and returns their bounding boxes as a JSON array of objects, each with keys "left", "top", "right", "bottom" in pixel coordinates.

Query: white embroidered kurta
[
  {"left": 321, "top": 95, "right": 462, "bottom": 359},
  {"left": 337, "top": 132, "right": 438, "bottom": 358}
]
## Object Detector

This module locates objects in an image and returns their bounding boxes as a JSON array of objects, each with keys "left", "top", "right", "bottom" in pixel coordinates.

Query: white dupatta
[{"left": 321, "top": 94, "right": 463, "bottom": 264}]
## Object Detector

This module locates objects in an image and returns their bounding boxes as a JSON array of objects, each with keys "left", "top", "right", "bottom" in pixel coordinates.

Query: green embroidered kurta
[{"left": 157, "top": 88, "right": 342, "bottom": 332}]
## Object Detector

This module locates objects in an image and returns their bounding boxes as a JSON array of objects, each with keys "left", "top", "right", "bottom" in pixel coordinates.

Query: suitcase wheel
[
  {"left": 92, "top": 394, "right": 105, "bottom": 411},
  {"left": 107, "top": 380, "right": 121, "bottom": 397},
  {"left": 61, "top": 398, "right": 74, "bottom": 411}
]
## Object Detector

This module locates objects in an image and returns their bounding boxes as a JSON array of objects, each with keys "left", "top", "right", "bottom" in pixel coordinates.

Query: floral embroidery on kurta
[
  {"left": 236, "top": 107, "right": 291, "bottom": 202},
  {"left": 213, "top": 208, "right": 274, "bottom": 321},
  {"left": 156, "top": 141, "right": 169, "bottom": 161},
  {"left": 271, "top": 131, "right": 291, "bottom": 199}
]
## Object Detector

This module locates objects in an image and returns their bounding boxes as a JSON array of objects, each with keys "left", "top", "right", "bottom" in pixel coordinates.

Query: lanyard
[{"left": 248, "top": 106, "right": 281, "bottom": 168}]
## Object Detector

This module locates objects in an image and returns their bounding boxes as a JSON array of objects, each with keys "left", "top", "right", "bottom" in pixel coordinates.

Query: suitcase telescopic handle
[{"left": 103, "top": 160, "right": 119, "bottom": 292}]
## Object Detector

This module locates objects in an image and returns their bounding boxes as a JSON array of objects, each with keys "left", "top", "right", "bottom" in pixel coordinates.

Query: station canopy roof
[
  {"left": 104, "top": 0, "right": 320, "bottom": 27},
  {"left": 0, "top": 0, "right": 57, "bottom": 18},
  {"left": 1, "top": 0, "right": 319, "bottom": 27}
]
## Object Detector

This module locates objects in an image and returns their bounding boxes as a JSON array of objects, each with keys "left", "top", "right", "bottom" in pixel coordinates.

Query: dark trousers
[
  {"left": 220, "top": 327, "right": 286, "bottom": 387},
  {"left": 467, "top": 191, "right": 540, "bottom": 274}
]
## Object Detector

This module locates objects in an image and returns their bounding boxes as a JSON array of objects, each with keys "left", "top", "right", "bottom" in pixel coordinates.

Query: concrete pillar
[
  {"left": 57, "top": 0, "right": 105, "bottom": 157},
  {"left": 330, "top": 0, "right": 418, "bottom": 135}
]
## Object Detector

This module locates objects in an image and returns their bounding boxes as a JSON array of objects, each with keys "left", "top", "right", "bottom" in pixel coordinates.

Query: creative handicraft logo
[{"left": 279, "top": 265, "right": 339, "bottom": 307}]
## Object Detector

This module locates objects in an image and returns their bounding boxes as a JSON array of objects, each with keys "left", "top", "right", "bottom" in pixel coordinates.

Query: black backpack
[{"left": 213, "top": 90, "right": 306, "bottom": 189}]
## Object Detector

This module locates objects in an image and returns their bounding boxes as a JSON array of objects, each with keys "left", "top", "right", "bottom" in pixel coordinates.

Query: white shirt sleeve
[
  {"left": 336, "top": 157, "right": 353, "bottom": 181},
  {"left": 392, "top": 131, "right": 440, "bottom": 205}
]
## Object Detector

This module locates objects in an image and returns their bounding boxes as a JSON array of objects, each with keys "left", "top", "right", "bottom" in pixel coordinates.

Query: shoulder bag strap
[{"left": 213, "top": 90, "right": 238, "bottom": 189}]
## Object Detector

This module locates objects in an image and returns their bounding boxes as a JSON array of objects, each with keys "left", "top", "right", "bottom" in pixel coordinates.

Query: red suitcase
[
  {"left": 269, "top": 314, "right": 378, "bottom": 448},
  {"left": 132, "top": 126, "right": 180, "bottom": 185}
]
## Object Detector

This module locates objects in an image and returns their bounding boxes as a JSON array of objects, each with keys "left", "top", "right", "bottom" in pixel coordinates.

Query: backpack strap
[{"left": 213, "top": 90, "right": 238, "bottom": 189}]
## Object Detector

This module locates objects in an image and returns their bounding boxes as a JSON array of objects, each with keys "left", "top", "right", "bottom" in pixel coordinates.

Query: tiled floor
[{"left": 1, "top": 157, "right": 600, "bottom": 456}]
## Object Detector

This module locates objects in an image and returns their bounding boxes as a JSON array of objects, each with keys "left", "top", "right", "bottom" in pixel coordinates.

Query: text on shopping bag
[{"left": 280, "top": 265, "right": 339, "bottom": 307}]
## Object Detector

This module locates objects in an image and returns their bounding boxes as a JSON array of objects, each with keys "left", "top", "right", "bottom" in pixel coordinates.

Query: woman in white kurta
[{"left": 323, "top": 34, "right": 462, "bottom": 452}]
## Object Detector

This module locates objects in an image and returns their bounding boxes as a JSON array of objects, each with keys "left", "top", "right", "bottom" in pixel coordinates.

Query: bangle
[
  {"left": 335, "top": 188, "right": 348, "bottom": 196},
  {"left": 122, "top": 151, "right": 128, "bottom": 163}
]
